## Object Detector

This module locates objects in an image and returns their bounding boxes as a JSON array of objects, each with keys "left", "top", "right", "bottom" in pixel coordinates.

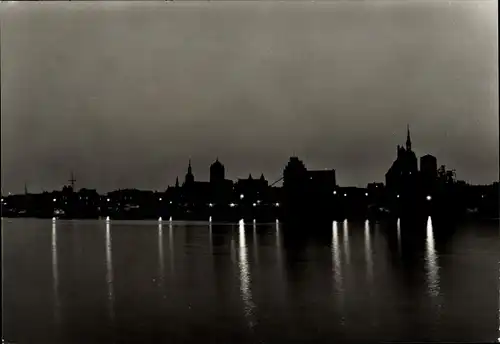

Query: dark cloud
[{"left": 1, "top": 1, "right": 497, "bottom": 193}]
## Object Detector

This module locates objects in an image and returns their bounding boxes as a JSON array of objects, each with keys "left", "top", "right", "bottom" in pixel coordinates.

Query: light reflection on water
[
  {"left": 275, "top": 220, "right": 282, "bottom": 267},
  {"left": 238, "top": 220, "right": 256, "bottom": 327},
  {"left": 331, "top": 221, "right": 344, "bottom": 302},
  {"left": 105, "top": 220, "right": 114, "bottom": 324},
  {"left": 169, "top": 221, "right": 174, "bottom": 275},
  {"left": 425, "top": 216, "right": 440, "bottom": 299},
  {"left": 51, "top": 220, "right": 60, "bottom": 325},
  {"left": 396, "top": 218, "right": 402, "bottom": 256},
  {"left": 364, "top": 220, "right": 374, "bottom": 284},
  {"left": 158, "top": 223, "right": 165, "bottom": 293},
  {"left": 253, "top": 221, "right": 259, "bottom": 265},
  {"left": 342, "top": 219, "right": 350, "bottom": 266},
  {"left": 2, "top": 219, "right": 498, "bottom": 343}
]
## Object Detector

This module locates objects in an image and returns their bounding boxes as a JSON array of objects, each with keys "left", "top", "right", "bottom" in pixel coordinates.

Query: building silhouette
[
  {"left": 209, "top": 158, "right": 233, "bottom": 205},
  {"left": 420, "top": 154, "right": 438, "bottom": 193},
  {"left": 385, "top": 125, "right": 419, "bottom": 198},
  {"left": 210, "top": 158, "right": 225, "bottom": 184}
]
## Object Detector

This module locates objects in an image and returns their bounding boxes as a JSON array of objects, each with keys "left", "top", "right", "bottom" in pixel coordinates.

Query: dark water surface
[{"left": 2, "top": 218, "right": 499, "bottom": 343}]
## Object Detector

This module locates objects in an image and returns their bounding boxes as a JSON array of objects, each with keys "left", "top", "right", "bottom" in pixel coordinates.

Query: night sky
[{"left": 1, "top": 1, "right": 498, "bottom": 194}]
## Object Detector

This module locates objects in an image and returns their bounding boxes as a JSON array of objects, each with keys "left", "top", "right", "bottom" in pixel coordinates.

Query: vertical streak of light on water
[
  {"left": 209, "top": 222, "right": 213, "bottom": 255},
  {"left": 51, "top": 220, "right": 61, "bottom": 326},
  {"left": 105, "top": 220, "right": 115, "bottom": 325},
  {"left": 231, "top": 228, "right": 237, "bottom": 265},
  {"left": 276, "top": 220, "right": 282, "bottom": 267},
  {"left": 396, "top": 218, "right": 402, "bottom": 256},
  {"left": 238, "top": 220, "right": 255, "bottom": 328},
  {"left": 364, "top": 219, "right": 376, "bottom": 328},
  {"left": 364, "top": 220, "right": 374, "bottom": 284},
  {"left": 343, "top": 219, "right": 350, "bottom": 265},
  {"left": 253, "top": 221, "right": 259, "bottom": 266},
  {"left": 158, "top": 223, "right": 164, "bottom": 296},
  {"left": 425, "top": 216, "right": 440, "bottom": 299},
  {"left": 332, "top": 221, "right": 345, "bottom": 324},
  {"left": 169, "top": 221, "right": 174, "bottom": 275}
]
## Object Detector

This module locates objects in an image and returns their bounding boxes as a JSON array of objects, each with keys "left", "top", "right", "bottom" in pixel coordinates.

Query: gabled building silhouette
[{"left": 235, "top": 173, "right": 269, "bottom": 203}]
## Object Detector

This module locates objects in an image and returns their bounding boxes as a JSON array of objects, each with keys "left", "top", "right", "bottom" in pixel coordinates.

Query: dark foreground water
[{"left": 2, "top": 218, "right": 499, "bottom": 343}]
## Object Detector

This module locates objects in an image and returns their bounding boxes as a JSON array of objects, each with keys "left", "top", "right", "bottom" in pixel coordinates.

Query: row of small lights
[
  {"left": 92, "top": 216, "right": 280, "bottom": 224},
  {"left": 50, "top": 195, "right": 433, "bottom": 203},
  {"left": 332, "top": 191, "right": 433, "bottom": 200},
  {"left": 19, "top": 193, "right": 488, "bottom": 204}
]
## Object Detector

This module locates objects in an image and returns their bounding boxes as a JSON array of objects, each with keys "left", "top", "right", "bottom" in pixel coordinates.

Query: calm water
[{"left": 2, "top": 218, "right": 499, "bottom": 343}]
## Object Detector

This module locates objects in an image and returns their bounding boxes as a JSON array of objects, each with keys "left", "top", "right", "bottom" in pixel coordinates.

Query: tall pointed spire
[
  {"left": 24, "top": 182, "right": 28, "bottom": 195},
  {"left": 406, "top": 124, "right": 412, "bottom": 151},
  {"left": 185, "top": 159, "right": 194, "bottom": 185},
  {"left": 69, "top": 171, "right": 76, "bottom": 191},
  {"left": 175, "top": 176, "right": 179, "bottom": 188}
]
